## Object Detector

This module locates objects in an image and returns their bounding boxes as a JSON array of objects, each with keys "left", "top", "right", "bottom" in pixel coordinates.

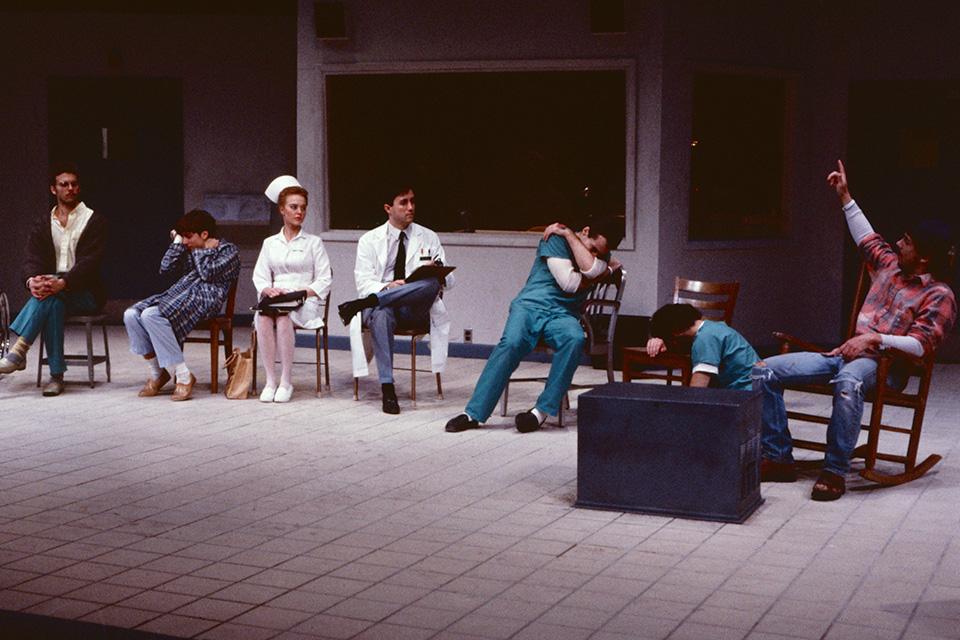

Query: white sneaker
[
  {"left": 259, "top": 385, "right": 277, "bottom": 402},
  {"left": 274, "top": 384, "right": 293, "bottom": 403}
]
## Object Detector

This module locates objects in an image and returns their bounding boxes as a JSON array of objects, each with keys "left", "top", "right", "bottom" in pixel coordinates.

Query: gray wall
[{"left": 0, "top": 9, "right": 295, "bottom": 313}]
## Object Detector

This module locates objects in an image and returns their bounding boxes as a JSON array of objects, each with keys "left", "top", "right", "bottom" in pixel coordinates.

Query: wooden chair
[
  {"left": 622, "top": 277, "right": 739, "bottom": 384},
  {"left": 251, "top": 292, "right": 332, "bottom": 394},
  {"left": 773, "top": 262, "right": 943, "bottom": 486},
  {"left": 37, "top": 314, "right": 112, "bottom": 388},
  {"left": 353, "top": 325, "right": 442, "bottom": 408},
  {"left": 184, "top": 278, "right": 238, "bottom": 394},
  {"left": 500, "top": 270, "right": 626, "bottom": 426}
]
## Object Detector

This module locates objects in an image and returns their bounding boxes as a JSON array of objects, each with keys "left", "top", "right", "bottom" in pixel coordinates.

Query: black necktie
[{"left": 394, "top": 231, "right": 406, "bottom": 281}]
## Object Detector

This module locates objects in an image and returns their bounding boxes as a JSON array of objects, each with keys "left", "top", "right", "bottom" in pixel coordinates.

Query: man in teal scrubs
[
  {"left": 445, "top": 217, "right": 624, "bottom": 433},
  {"left": 645, "top": 303, "right": 758, "bottom": 389}
]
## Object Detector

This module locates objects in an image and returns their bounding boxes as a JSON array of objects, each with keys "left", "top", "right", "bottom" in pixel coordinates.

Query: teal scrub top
[
  {"left": 690, "top": 320, "right": 759, "bottom": 390},
  {"left": 512, "top": 235, "right": 588, "bottom": 314}
]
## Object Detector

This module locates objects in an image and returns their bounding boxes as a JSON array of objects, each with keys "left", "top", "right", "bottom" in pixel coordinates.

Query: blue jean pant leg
[
  {"left": 753, "top": 351, "right": 844, "bottom": 463},
  {"left": 124, "top": 305, "right": 184, "bottom": 369},
  {"left": 366, "top": 279, "right": 441, "bottom": 384},
  {"left": 11, "top": 291, "right": 98, "bottom": 375},
  {"left": 824, "top": 357, "right": 878, "bottom": 476},
  {"left": 465, "top": 303, "right": 542, "bottom": 422},
  {"left": 535, "top": 313, "right": 585, "bottom": 417}
]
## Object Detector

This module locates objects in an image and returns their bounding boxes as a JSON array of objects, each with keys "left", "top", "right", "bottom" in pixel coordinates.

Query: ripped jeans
[{"left": 752, "top": 352, "right": 904, "bottom": 476}]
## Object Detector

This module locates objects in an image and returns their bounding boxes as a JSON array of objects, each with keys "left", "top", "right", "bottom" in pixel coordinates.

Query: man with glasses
[{"left": 0, "top": 163, "right": 108, "bottom": 396}]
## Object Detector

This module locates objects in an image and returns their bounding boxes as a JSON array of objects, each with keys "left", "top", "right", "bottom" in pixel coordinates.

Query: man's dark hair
[
  {"left": 49, "top": 162, "right": 80, "bottom": 185},
  {"left": 175, "top": 209, "right": 219, "bottom": 238},
  {"left": 650, "top": 303, "right": 703, "bottom": 339},
  {"left": 907, "top": 218, "right": 955, "bottom": 282},
  {"left": 586, "top": 214, "right": 626, "bottom": 256},
  {"left": 382, "top": 181, "right": 415, "bottom": 208}
]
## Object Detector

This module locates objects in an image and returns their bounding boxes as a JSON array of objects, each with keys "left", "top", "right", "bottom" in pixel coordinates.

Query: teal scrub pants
[
  {"left": 465, "top": 300, "right": 585, "bottom": 422},
  {"left": 10, "top": 290, "right": 98, "bottom": 376}
]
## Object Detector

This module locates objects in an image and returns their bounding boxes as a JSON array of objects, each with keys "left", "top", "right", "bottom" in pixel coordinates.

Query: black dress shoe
[
  {"left": 515, "top": 410, "right": 543, "bottom": 433},
  {"left": 381, "top": 383, "right": 400, "bottom": 414},
  {"left": 445, "top": 413, "right": 479, "bottom": 433},
  {"left": 338, "top": 294, "right": 378, "bottom": 326},
  {"left": 382, "top": 394, "right": 400, "bottom": 415}
]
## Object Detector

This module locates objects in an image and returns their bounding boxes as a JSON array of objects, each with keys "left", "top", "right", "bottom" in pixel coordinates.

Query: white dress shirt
[{"left": 51, "top": 202, "right": 94, "bottom": 273}]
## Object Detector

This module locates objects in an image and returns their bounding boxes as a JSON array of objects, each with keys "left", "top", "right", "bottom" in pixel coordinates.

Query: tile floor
[{"left": 1, "top": 328, "right": 959, "bottom": 639}]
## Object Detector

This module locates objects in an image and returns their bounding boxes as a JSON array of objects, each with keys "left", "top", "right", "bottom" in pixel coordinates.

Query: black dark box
[{"left": 576, "top": 383, "right": 763, "bottom": 523}]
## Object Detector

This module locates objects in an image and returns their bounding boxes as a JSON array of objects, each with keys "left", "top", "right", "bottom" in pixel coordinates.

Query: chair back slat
[{"left": 674, "top": 277, "right": 739, "bottom": 324}]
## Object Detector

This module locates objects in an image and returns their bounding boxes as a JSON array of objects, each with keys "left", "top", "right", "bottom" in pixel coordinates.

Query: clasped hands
[{"left": 27, "top": 274, "right": 66, "bottom": 300}]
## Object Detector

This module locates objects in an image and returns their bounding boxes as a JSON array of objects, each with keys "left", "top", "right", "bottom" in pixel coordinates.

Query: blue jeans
[
  {"left": 752, "top": 352, "right": 904, "bottom": 476},
  {"left": 10, "top": 290, "right": 98, "bottom": 375},
  {"left": 364, "top": 278, "right": 441, "bottom": 384},
  {"left": 124, "top": 306, "right": 185, "bottom": 369},
  {"left": 465, "top": 300, "right": 585, "bottom": 422}
]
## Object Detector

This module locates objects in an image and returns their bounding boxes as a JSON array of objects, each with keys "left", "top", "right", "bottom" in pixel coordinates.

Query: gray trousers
[{"left": 364, "top": 278, "right": 440, "bottom": 383}]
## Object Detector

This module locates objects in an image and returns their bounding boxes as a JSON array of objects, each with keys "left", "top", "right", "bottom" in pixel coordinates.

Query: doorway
[{"left": 48, "top": 77, "right": 183, "bottom": 301}]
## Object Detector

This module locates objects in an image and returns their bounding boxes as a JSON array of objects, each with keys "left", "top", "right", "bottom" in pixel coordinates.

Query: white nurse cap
[{"left": 264, "top": 175, "right": 302, "bottom": 203}]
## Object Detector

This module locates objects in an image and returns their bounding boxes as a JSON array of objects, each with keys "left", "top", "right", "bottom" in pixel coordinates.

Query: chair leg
[
  {"left": 436, "top": 372, "right": 443, "bottom": 399},
  {"left": 251, "top": 329, "right": 258, "bottom": 393},
  {"left": 210, "top": 327, "right": 220, "bottom": 394},
  {"left": 102, "top": 322, "right": 111, "bottom": 382},
  {"left": 323, "top": 328, "right": 330, "bottom": 390},
  {"left": 353, "top": 377, "right": 359, "bottom": 400},
  {"left": 36, "top": 328, "right": 44, "bottom": 387},
  {"left": 501, "top": 380, "right": 510, "bottom": 417},
  {"left": 315, "top": 329, "right": 321, "bottom": 394},
  {"left": 410, "top": 336, "right": 417, "bottom": 408},
  {"left": 223, "top": 323, "right": 233, "bottom": 360},
  {"left": 85, "top": 320, "right": 95, "bottom": 388}
]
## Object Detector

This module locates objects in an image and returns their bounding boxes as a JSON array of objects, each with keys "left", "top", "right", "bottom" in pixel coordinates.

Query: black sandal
[{"left": 811, "top": 470, "right": 846, "bottom": 501}]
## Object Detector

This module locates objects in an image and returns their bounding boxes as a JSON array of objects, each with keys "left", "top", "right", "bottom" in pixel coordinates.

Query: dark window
[
  {"left": 325, "top": 70, "right": 626, "bottom": 234},
  {"left": 690, "top": 72, "right": 787, "bottom": 240}
]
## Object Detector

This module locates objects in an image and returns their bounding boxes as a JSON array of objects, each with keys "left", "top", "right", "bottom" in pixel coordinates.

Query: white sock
[
  {"left": 531, "top": 408, "right": 547, "bottom": 424},
  {"left": 174, "top": 362, "right": 191, "bottom": 384},
  {"left": 145, "top": 356, "right": 163, "bottom": 379}
]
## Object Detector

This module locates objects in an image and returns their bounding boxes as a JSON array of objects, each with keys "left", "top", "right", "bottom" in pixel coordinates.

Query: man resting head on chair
[
  {"left": 753, "top": 160, "right": 957, "bottom": 501},
  {"left": 647, "top": 303, "right": 758, "bottom": 390}
]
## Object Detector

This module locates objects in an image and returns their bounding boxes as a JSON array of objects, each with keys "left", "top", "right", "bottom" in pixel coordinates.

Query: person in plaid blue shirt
[
  {"left": 124, "top": 210, "right": 240, "bottom": 401},
  {"left": 754, "top": 161, "right": 957, "bottom": 501}
]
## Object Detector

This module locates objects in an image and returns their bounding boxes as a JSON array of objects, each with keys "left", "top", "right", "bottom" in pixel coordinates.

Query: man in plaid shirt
[{"left": 754, "top": 161, "right": 957, "bottom": 501}]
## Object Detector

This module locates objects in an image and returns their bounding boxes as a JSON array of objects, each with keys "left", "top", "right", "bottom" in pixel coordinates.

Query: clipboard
[{"left": 406, "top": 264, "right": 456, "bottom": 282}]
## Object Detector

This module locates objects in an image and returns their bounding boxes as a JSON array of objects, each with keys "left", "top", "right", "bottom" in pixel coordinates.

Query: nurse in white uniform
[{"left": 253, "top": 176, "right": 332, "bottom": 403}]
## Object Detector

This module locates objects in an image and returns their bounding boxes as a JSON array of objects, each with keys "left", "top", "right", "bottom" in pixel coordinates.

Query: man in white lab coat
[{"left": 339, "top": 184, "right": 453, "bottom": 414}]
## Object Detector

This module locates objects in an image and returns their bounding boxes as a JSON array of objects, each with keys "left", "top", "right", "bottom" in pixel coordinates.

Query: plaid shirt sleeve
[
  {"left": 906, "top": 284, "right": 958, "bottom": 356},
  {"left": 858, "top": 232, "right": 898, "bottom": 274}
]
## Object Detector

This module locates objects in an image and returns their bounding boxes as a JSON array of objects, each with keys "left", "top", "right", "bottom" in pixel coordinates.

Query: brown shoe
[
  {"left": 138, "top": 370, "right": 171, "bottom": 397},
  {"left": 760, "top": 458, "right": 797, "bottom": 483},
  {"left": 171, "top": 373, "right": 196, "bottom": 401}
]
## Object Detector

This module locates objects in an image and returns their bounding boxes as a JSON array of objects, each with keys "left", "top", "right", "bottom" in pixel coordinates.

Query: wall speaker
[
  {"left": 590, "top": 0, "right": 625, "bottom": 34},
  {"left": 315, "top": 2, "right": 347, "bottom": 40}
]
